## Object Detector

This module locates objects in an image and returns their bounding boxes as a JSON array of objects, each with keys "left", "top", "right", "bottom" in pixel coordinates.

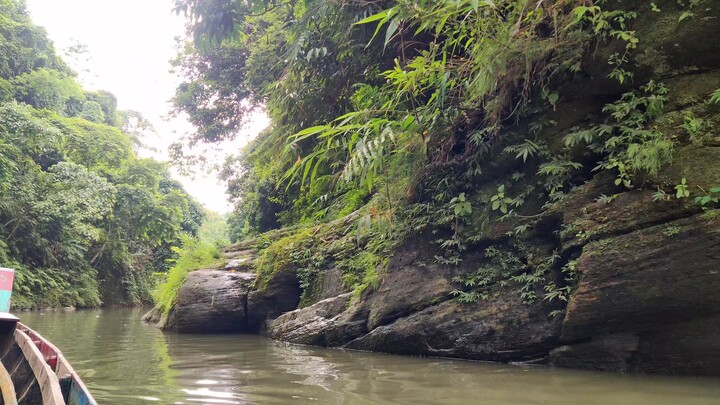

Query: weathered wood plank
[
  {"left": 14, "top": 330, "right": 64, "bottom": 405},
  {"left": 19, "top": 325, "right": 96, "bottom": 405},
  {"left": 0, "top": 359, "right": 17, "bottom": 405}
]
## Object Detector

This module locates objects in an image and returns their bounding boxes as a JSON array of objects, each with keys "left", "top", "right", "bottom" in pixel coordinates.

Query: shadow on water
[{"left": 18, "top": 308, "right": 720, "bottom": 405}]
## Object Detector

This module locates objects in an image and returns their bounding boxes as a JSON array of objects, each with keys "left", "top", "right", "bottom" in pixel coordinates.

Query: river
[{"left": 17, "top": 308, "right": 720, "bottom": 404}]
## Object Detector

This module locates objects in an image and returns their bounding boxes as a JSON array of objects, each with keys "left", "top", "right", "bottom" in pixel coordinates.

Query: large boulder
[
  {"left": 345, "top": 289, "right": 562, "bottom": 362},
  {"left": 150, "top": 266, "right": 303, "bottom": 334},
  {"left": 141, "top": 306, "right": 163, "bottom": 325},
  {"left": 246, "top": 269, "right": 301, "bottom": 331},
  {"left": 561, "top": 215, "right": 720, "bottom": 341},
  {"left": 551, "top": 315, "right": 720, "bottom": 376},
  {"left": 633, "top": 314, "right": 720, "bottom": 376},
  {"left": 363, "top": 235, "right": 472, "bottom": 331},
  {"left": 266, "top": 293, "right": 367, "bottom": 346},
  {"left": 165, "top": 270, "right": 256, "bottom": 333},
  {"left": 554, "top": 214, "right": 720, "bottom": 374}
]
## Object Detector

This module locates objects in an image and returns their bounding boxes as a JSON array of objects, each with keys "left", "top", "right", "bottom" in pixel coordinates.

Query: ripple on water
[{"left": 18, "top": 308, "right": 720, "bottom": 405}]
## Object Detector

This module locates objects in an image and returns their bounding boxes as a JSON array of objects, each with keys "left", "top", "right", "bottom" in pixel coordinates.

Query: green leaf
[
  {"left": 384, "top": 19, "right": 400, "bottom": 49},
  {"left": 470, "top": 0, "right": 478, "bottom": 12},
  {"left": 710, "top": 89, "right": 720, "bottom": 104},
  {"left": 354, "top": 10, "right": 389, "bottom": 26},
  {"left": 290, "top": 125, "right": 329, "bottom": 140},
  {"left": 548, "top": 92, "right": 559, "bottom": 106},
  {"left": 679, "top": 11, "right": 695, "bottom": 21},
  {"left": 401, "top": 115, "right": 415, "bottom": 130}
]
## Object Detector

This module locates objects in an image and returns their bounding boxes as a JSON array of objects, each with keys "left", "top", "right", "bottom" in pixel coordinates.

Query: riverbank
[{"left": 22, "top": 308, "right": 720, "bottom": 405}]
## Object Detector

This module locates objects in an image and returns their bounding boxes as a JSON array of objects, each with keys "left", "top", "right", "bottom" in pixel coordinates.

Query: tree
[
  {"left": 0, "top": 0, "right": 70, "bottom": 79},
  {"left": 0, "top": 1, "right": 211, "bottom": 307},
  {"left": 12, "top": 68, "right": 84, "bottom": 114},
  {"left": 78, "top": 100, "right": 105, "bottom": 123},
  {"left": 85, "top": 90, "right": 118, "bottom": 126}
]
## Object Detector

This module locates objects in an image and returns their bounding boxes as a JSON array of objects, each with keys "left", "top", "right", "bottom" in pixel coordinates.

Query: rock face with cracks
[{"left": 163, "top": 270, "right": 255, "bottom": 333}]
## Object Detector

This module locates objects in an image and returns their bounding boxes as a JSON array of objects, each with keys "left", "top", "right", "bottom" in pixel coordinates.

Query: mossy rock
[
  {"left": 654, "top": 145, "right": 720, "bottom": 192},
  {"left": 562, "top": 214, "right": 720, "bottom": 342}
]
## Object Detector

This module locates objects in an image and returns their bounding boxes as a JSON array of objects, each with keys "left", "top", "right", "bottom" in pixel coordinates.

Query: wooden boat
[{"left": 0, "top": 314, "right": 97, "bottom": 405}]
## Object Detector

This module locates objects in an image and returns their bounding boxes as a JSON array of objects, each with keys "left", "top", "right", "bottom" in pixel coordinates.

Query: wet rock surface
[
  {"left": 561, "top": 215, "right": 720, "bottom": 342},
  {"left": 266, "top": 293, "right": 355, "bottom": 345},
  {"left": 167, "top": 270, "right": 255, "bottom": 333},
  {"left": 246, "top": 269, "right": 301, "bottom": 331},
  {"left": 345, "top": 290, "right": 562, "bottom": 362}
]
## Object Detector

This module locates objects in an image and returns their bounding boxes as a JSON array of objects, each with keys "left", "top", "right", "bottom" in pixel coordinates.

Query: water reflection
[{"left": 19, "top": 308, "right": 720, "bottom": 405}]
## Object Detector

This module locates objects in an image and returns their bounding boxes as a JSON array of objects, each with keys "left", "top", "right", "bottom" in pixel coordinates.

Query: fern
[
  {"left": 503, "top": 139, "right": 549, "bottom": 163},
  {"left": 710, "top": 89, "right": 720, "bottom": 104},
  {"left": 341, "top": 125, "right": 396, "bottom": 185}
]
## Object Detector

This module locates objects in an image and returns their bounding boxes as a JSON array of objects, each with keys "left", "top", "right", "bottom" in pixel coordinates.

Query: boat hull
[{"left": 0, "top": 321, "right": 96, "bottom": 405}]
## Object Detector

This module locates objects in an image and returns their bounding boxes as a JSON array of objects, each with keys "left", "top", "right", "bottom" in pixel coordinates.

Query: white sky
[{"left": 24, "top": 0, "right": 268, "bottom": 213}]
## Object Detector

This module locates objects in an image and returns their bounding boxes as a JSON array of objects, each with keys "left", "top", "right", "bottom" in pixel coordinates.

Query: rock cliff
[{"left": 147, "top": 1, "right": 720, "bottom": 376}]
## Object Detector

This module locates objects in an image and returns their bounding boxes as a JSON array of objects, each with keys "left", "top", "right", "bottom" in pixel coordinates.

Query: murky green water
[{"left": 17, "top": 308, "right": 720, "bottom": 404}]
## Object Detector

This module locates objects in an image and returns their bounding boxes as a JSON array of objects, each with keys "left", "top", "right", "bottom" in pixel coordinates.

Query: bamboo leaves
[{"left": 354, "top": 7, "right": 399, "bottom": 49}]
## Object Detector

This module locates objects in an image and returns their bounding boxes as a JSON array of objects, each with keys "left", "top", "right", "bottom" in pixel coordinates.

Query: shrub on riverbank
[{"left": 153, "top": 235, "right": 223, "bottom": 314}]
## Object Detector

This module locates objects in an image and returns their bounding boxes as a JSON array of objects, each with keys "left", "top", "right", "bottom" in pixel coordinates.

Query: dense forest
[{"left": 0, "top": 0, "right": 209, "bottom": 308}]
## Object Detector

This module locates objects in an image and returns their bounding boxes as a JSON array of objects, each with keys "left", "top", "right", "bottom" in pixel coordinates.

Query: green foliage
[
  {"left": 0, "top": 4, "right": 205, "bottom": 308},
  {"left": 652, "top": 186, "right": 671, "bottom": 202},
  {"left": 12, "top": 263, "right": 101, "bottom": 309},
  {"left": 450, "top": 193, "right": 472, "bottom": 217},
  {"left": 172, "top": 0, "right": 594, "bottom": 241},
  {"left": 596, "top": 194, "right": 619, "bottom": 205},
  {"left": 695, "top": 187, "right": 720, "bottom": 208},
  {"left": 0, "top": 77, "right": 12, "bottom": 101},
  {"left": 343, "top": 250, "right": 384, "bottom": 299},
  {"left": 682, "top": 113, "right": 703, "bottom": 139},
  {"left": 571, "top": 5, "right": 638, "bottom": 84},
  {"left": 663, "top": 225, "right": 681, "bottom": 237},
  {"left": 564, "top": 81, "right": 672, "bottom": 188},
  {"left": 78, "top": 100, "right": 105, "bottom": 123},
  {"left": 450, "top": 244, "right": 572, "bottom": 305},
  {"left": 490, "top": 186, "right": 513, "bottom": 215},
  {"left": 85, "top": 90, "right": 119, "bottom": 126},
  {"left": 198, "top": 211, "right": 229, "bottom": 245},
  {"left": 681, "top": 111, "right": 714, "bottom": 146},
  {"left": 152, "top": 235, "right": 221, "bottom": 314},
  {"left": 254, "top": 229, "right": 316, "bottom": 291},
  {"left": 675, "top": 178, "right": 690, "bottom": 198},
  {"left": 172, "top": 0, "right": 698, "bottom": 311},
  {"left": 56, "top": 116, "right": 132, "bottom": 172},
  {"left": 0, "top": 0, "right": 70, "bottom": 79},
  {"left": 504, "top": 139, "right": 549, "bottom": 163},
  {"left": 710, "top": 89, "right": 720, "bottom": 104},
  {"left": 12, "top": 68, "right": 84, "bottom": 114},
  {"left": 170, "top": 40, "right": 255, "bottom": 143}
]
